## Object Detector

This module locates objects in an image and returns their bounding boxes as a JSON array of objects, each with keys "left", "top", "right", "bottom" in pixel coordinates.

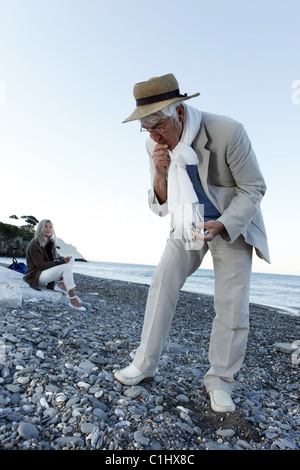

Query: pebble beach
[{"left": 0, "top": 272, "right": 299, "bottom": 453}]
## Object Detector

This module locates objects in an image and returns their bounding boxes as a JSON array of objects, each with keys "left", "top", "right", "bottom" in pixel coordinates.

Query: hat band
[{"left": 136, "top": 89, "right": 187, "bottom": 107}]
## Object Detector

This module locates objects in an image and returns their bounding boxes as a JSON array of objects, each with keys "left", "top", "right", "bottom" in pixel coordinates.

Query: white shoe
[
  {"left": 54, "top": 283, "right": 68, "bottom": 295},
  {"left": 209, "top": 390, "right": 236, "bottom": 413},
  {"left": 69, "top": 295, "right": 86, "bottom": 312},
  {"left": 114, "top": 364, "right": 155, "bottom": 386}
]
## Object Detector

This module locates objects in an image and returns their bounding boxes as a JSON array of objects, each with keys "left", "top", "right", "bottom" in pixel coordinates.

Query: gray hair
[
  {"left": 34, "top": 219, "right": 56, "bottom": 248},
  {"left": 140, "top": 102, "right": 183, "bottom": 126}
]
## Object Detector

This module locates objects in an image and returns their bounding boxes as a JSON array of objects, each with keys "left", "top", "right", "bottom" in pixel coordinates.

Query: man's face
[{"left": 142, "top": 104, "right": 185, "bottom": 151}]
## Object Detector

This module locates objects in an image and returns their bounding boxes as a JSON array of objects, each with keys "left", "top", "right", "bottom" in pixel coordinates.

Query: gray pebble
[
  {"left": 1, "top": 367, "right": 10, "bottom": 379},
  {"left": 216, "top": 429, "right": 235, "bottom": 438},
  {"left": 0, "top": 274, "right": 298, "bottom": 451},
  {"left": 176, "top": 394, "right": 190, "bottom": 403},
  {"left": 80, "top": 422, "right": 97, "bottom": 434},
  {"left": 134, "top": 431, "right": 149, "bottom": 446},
  {"left": 177, "top": 421, "right": 194, "bottom": 434},
  {"left": 17, "top": 422, "right": 39, "bottom": 440},
  {"left": 93, "top": 408, "right": 107, "bottom": 420}
]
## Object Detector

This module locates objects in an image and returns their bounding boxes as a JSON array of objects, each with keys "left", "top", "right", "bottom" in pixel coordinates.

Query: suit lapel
[
  {"left": 193, "top": 121, "right": 211, "bottom": 195},
  {"left": 192, "top": 120, "right": 222, "bottom": 214}
]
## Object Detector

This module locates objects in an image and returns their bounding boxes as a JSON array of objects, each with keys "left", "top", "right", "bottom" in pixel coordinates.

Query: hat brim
[{"left": 122, "top": 93, "right": 200, "bottom": 123}]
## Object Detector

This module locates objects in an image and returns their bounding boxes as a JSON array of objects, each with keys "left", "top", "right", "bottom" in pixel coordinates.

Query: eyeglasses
[{"left": 140, "top": 117, "right": 171, "bottom": 134}]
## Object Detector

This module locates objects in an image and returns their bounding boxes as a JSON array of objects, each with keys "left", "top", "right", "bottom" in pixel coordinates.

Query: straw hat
[{"left": 122, "top": 73, "right": 200, "bottom": 123}]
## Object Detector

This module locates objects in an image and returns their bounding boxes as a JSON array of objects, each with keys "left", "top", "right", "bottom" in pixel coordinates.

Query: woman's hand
[{"left": 64, "top": 256, "right": 72, "bottom": 263}]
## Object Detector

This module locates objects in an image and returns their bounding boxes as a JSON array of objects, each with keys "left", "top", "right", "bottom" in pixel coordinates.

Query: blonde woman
[{"left": 24, "top": 219, "right": 86, "bottom": 311}]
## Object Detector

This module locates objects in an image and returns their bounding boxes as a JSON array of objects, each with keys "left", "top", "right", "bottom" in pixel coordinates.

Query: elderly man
[{"left": 114, "top": 73, "right": 270, "bottom": 413}]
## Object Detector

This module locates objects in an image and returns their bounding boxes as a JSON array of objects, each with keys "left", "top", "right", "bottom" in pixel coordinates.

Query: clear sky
[{"left": 0, "top": 0, "right": 299, "bottom": 275}]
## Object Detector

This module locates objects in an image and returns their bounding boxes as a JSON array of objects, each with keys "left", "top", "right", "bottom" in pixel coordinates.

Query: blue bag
[{"left": 9, "top": 258, "right": 27, "bottom": 274}]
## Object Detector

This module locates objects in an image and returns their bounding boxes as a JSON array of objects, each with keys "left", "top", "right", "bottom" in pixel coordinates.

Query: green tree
[{"left": 20, "top": 215, "right": 39, "bottom": 228}]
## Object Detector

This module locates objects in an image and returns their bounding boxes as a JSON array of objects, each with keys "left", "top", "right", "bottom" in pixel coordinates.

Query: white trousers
[
  {"left": 132, "top": 234, "right": 253, "bottom": 393},
  {"left": 38, "top": 257, "right": 76, "bottom": 292}
]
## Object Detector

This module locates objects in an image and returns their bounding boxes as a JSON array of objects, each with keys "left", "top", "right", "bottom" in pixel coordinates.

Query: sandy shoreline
[{"left": 0, "top": 272, "right": 299, "bottom": 451}]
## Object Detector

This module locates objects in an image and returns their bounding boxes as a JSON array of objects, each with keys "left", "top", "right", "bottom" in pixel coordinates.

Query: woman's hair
[
  {"left": 140, "top": 102, "right": 182, "bottom": 126},
  {"left": 34, "top": 219, "right": 56, "bottom": 247}
]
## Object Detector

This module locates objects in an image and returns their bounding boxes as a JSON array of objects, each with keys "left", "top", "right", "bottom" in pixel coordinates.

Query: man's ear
[{"left": 177, "top": 104, "right": 185, "bottom": 123}]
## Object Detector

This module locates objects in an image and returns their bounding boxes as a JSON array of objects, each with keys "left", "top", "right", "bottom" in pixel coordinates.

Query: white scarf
[{"left": 147, "top": 104, "right": 204, "bottom": 248}]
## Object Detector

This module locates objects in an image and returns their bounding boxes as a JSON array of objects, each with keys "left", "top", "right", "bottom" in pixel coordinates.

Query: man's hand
[
  {"left": 191, "top": 220, "right": 225, "bottom": 242},
  {"left": 152, "top": 144, "right": 170, "bottom": 177},
  {"left": 152, "top": 144, "right": 170, "bottom": 204}
]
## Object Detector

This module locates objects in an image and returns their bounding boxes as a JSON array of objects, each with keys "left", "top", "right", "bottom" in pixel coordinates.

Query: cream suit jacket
[{"left": 148, "top": 111, "right": 270, "bottom": 263}]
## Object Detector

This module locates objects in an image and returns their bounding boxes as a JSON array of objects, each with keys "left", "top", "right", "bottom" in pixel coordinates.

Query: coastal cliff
[
  {"left": 0, "top": 222, "right": 33, "bottom": 258},
  {"left": 0, "top": 222, "right": 86, "bottom": 261}
]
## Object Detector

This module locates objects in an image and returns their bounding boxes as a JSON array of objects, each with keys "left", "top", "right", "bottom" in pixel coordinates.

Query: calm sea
[
  {"left": 72, "top": 260, "right": 300, "bottom": 317},
  {"left": 2, "top": 257, "right": 299, "bottom": 317}
]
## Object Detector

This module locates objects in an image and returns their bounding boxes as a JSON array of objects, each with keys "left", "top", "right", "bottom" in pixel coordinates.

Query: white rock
[
  {"left": 273, "top": 342, "right": 298, "bottom": 353},
  {"left": 77, "top": 381, "right": 90, "bottom": 389},
  {"left": 40, "top": 397, "right": 49, "bottom": 408},
  {"left": 0, "top": 283, "right": 22, "bottom": 308},
  {"left": 56, "top": 393, "right": 67, "bottom": 403},
  {"left": 36, "top": 350, "right": 45, "bottom": 359}
]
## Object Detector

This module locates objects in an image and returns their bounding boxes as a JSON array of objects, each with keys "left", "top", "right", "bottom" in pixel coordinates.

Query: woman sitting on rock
[{"left": 24, "top": 219, "right": 86, "bottom": 312}]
